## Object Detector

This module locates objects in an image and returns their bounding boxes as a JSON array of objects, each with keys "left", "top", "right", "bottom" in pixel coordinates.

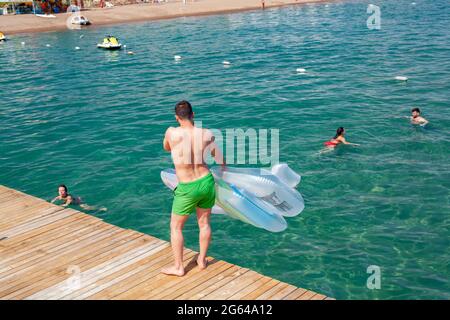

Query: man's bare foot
[
  {"left": 161, "top": 265, "right": 185, "bottom": 276},
  {"left": 196, "top": 257, "right": 208, "bottom": 270}
]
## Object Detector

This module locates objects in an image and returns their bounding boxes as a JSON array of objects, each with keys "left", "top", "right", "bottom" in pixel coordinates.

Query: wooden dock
[{"left": 0, "top": 185, "right": 331, "bottom": 300}]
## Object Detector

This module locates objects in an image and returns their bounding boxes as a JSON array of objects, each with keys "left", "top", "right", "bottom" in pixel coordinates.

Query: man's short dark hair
[
  {"left": 58, "top": 184, "right": 68, "bottom": 192},
  {"left": 175, "top": 100, "right": 193, "bottom": 119},
  {"left": 411, "top": 107, "right": 421, "bottom": 113}
]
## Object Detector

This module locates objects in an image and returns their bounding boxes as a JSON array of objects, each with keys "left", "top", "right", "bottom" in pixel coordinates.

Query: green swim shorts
[{"left": 172, "top": 172, "right": 216, "bottom": 216}]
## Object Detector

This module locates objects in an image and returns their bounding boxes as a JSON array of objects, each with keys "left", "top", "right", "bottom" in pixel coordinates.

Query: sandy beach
[{"left": 0, "top": 0, "right": 331, "bottom": 35}]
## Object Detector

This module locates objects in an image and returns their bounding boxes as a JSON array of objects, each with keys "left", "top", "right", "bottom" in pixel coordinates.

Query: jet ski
[{"left": 97, "top": 36, "right": 122, "bottom": 50}]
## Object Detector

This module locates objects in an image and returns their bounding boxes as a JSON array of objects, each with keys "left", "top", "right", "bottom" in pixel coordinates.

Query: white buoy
[
  {"left": 411, "top": 2, "right": 416, "bottom": 5},
  {"left": 21, "top": 42, "right": 25, "bottom": 45},
  {"left": 75, "top": 46, "right": 80, "bottom": 50},
  {"left": 127, "top": 51, "right": 135, "bottom": 55},
  {"left": 46, "top": 44, "right": 51, "bottom": 47},
  {"left": 123, "top": 45, "right": 127, "bottom": 48},
  {"left": 296, "top": 68, "right": 306, "bottom": 73},
  {"left": 174, "top": 55, "right": 182, "bottom": 61},
  {"left": 223, "top": 61, "right": 231, "bottom": 65},
  {"left": 395, "top": 76, "right": 408, "bottom": 81}
]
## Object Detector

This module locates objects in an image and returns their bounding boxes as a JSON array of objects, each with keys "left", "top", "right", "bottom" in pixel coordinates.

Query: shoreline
[{"left": 0, "top": 0, "right": 333, "bottom": 36}]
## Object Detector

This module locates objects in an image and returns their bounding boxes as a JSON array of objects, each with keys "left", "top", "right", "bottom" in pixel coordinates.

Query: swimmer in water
[
  {"left": 51, "top": 184, "right": 107, "bottom": 211},
  {"left": 410, "top": 107, "right": 428, "bottom": 126},
  {"left": 324, "top": 127, "right": 359, "bottom": 148}
]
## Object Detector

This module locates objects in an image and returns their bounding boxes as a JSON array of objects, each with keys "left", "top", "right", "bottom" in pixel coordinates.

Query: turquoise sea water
[{"left": 1, "top": 0, "right": 449, "bottom": 299}]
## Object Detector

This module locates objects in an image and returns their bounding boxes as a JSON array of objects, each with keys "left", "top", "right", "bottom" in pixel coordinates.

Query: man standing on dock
[{"left": 162, "top": 100, "right": 225, "bottom": 276}]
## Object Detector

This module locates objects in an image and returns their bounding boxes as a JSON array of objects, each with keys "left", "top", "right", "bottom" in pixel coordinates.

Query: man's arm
[
  {"left": 163, "top": 128, "right": 172, "bottom": 152},
  {"left": 211, "top": 142, "right": 226, "bottom": 168},
  {"left": 205, "top": 130, "right": 226, "bottom": 168}
]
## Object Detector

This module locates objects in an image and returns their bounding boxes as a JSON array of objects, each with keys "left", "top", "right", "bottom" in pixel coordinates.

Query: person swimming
[
  {"left": 410, "top": 107, "right": 428, "bottom": 126},
  {"left": 51, "top": 184, "right": 106, "bottom": 211},
  {"left": 51, "top": 184, "right": 81, "bottom": 207},
  {"left": 324, "top": 127, "right": 359, "bottom": 148}
]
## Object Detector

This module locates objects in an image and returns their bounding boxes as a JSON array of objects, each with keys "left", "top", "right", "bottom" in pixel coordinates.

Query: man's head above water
[
  {"left": 411, "top": 107, "right": 421, "bottom": 118},
  {"left": 175, "top": 100, "right": 194, "bottom": 123}
]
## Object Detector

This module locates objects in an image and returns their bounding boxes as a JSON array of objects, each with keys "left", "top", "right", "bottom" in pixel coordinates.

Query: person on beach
[
  {"left": 162, "top": 100, "right": 225, "bottom": 277},
  {"left": 262, "top": 0, "right": 265, "bottom": 10},
  {"left": 324, "top": 127, "right": 359, "bottom": 148},
  {"left": 410, "top": 107, "right": 428, "bottom": 126},
  {"left": 51, "top": 184, "right": 106, "bottom": 211}
]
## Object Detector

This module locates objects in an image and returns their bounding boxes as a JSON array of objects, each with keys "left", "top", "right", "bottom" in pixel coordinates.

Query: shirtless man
[
  {"left": 162, "top": 100, "right": 225, "bottom": 276},
  {"left": 410, "top": 107, "right": 429, "bottom": 126}
]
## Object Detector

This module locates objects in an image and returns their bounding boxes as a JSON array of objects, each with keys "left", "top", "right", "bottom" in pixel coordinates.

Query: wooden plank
[
  {"left": 296, "top": 290, "right": 318, "bottom": 300},
  {"left": 282, "top": 287, "right": 307, "bottom": 300},
  {"left": 159, "top": 262, "right": 234, "bottom": 300},
  {"left": 142, "top": 259, "right": 228, "bottom": 300},
  {"left": 310, "top": 293, "right": 328, "bottom": 300},
  {"left": 117, "top": 250, "right": 198, "bottom": 300},
  {"left": 27, "top": 237, "right": 166, "bottom": 300},
  {"left": 268, "top": 284, "right": 298, "bottom": 300},
  {"left": 200, "top": 270, "right": 263, "bottom": 300},
  {"left": 0, "top": 224, "right": 121, "bottom": 281},
  {"left": 0, "top": 190, "right": 25, "bottom": 204},
  {"left": 0, "top": 192, "right": 45, "bottom": 209},
  {"left": 0, "top": 213, "right": 104, "bottom": 266},
  {"left": 240, "top": 279, "right": 280, "bottom": 300},
  {"left": 0, "top": 218, "right": 107, "bottom": 269},
  {"left": 255, "top": 282, "right": 289, "bottom": 300},
  {"left": 175, "top": 265, "right": 243, "bottom": 300},
  {"left": 0, "top": 217, "right": 102, "bottom": 265},
  {"left": 0, "top": 224, "right": 120, "bottom": 281},
  {"left": 86, "top": 245, "right": 176, "bottom": 300},
  {"left": 0, "top": 214, "right": 97, "bottom": 253},
  {"left": 0, "top": 202, "right": 63, "bottom": 229},
  {"left": 0, "top": 186, "right": 16, "bottom": 197},
  {"left": 0, "top": 209, "right": 81, "bottom": 239},
  {"left": 112, "top": 251, "right": 197, "bottom": 300},
  {"left": 16, "top": 231, "right": 146, "bottom": 300},
  {"left": 0, "top": 229, "right": 135, "bottom": 299},
  {"left": 67, "top": 243, "right": 172, "bottom": 300},
  {"left": 0, "top": 193, "right": 51, "bottom": 215},
  {"left": 227, "top": 276, "right": 273, "bottom": 300},
  {"left": 0, "top": 202, "right": 61, "bottom": 229}
]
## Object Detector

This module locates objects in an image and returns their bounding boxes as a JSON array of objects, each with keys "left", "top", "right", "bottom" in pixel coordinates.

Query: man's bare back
[
  {"left": 164, "top": 126, "right": 214, "bottom": 182},
  {"left": 164, "top": 124, "right": 224, "bottom": 183}
]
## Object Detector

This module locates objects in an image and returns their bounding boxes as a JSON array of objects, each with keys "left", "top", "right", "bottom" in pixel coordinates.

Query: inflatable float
[
  {"left": 0, "top": 32, "right": 6, "bottom": 42},
  {"left": 161, "top": 164, "right": 304, "bottom": 232}
]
